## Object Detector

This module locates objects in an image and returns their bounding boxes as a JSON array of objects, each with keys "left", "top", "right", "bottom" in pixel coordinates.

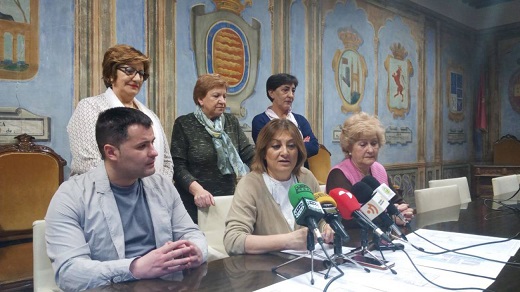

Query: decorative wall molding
[
  {"left": 302, "top": 0, "right": 324, "bottom": 142},
  {"left": 147, "top": 0, "right": 177, "bottom": 143},
  {"left": 74, "top": 0, "right": 116, "bottom": 105},
  {"left": 269, "top": 0, "right": 292, "bottom": 73}
]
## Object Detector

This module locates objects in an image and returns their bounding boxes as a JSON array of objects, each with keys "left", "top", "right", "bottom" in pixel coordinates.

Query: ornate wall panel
[{"left": 74, "top": 0, "right": 116, "bottom": 105}]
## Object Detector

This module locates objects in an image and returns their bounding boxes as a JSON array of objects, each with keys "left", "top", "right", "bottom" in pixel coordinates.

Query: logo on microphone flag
[
  {"left": 365, "top": 203, "right": 379, "bottom": 215},
  {"left": 360, "top": 192, "right": 388, "bottom": 220}
]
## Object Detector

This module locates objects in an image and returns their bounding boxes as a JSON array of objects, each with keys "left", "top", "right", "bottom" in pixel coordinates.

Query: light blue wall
[
  {"left": 237, "top": 0, "right": 272, "bottom": 125},
  {"left": 322, "top": 1, "right": 377, "bottom": 166},
  {"left": 116, "top": 0, "right": 147, "bottom": 104},
  {"left": 0, "top": 0, "right": 75, "bottom": 174},
  {"left": 377, "top": 16, "right": 419, "bottom": 165},
  {"left": 290, "top": 0, "right": 306, "bottom": 116},
  {"left": 440, "top": 34, "right": 475, "bottom": 161}
]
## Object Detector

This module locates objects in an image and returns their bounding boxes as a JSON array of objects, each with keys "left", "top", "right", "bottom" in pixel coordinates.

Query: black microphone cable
[
  {"left": 406, "top": 230, "right": 520, "bottom": 267},
  {"left": 482, "top": 185, "right": 520, "bottom": 214},
  {"left": 391, "top": 235, "right": 504, "bottom": 284},
  {"left": 398, "top": 248, "right": 495, "bottom": 291}
]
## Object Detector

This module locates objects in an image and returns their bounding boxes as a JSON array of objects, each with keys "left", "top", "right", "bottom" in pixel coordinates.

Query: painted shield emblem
[{"left": 207, "top": 22, "right": 249, "bottom": 94}]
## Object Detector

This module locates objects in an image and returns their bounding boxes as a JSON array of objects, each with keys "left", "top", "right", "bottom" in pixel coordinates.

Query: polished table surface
[{"left": 89, "top": 199, "right": 520, "bottom": 291}]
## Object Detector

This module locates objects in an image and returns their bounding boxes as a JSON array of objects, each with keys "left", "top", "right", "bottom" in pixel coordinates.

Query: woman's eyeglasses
[{"left": 117, "top": 65, "right": 149, "bottom": 81}]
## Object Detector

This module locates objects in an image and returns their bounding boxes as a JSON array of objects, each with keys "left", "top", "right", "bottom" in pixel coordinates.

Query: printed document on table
[
  {"left": 272, "top": 229, "right": 519, "bottom": 291},
  {"left": 403, "top": 229, "right": 520, "bottom": 278},
  {"left": 258, "top": 253, "right": 493, "bottom": 292}
]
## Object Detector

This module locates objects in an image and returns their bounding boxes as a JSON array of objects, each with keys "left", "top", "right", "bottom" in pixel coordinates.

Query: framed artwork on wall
[
  {"left": 446, "top": 66, "right": 465, "bottom": 122},
  {"left": 0, "top": 0, "right": 39, "bottom": 80}
]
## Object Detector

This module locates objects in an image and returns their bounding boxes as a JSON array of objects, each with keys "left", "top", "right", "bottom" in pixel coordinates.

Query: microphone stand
[
  {"left": 271, "top": 229, "right": 317, "bottom": 285},
  {"left": 321, "top": 233, "right": 370, "bottom": 277},
  {"left": 370, "top": 231, "right": 405, "bottom": 254},
  {"left": 345, "top": 227, "right": 397, "bottom": 274}
]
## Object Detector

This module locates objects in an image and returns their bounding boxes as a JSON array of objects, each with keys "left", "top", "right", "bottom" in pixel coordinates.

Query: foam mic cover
[
  {"left": 351, "top": 181, "right": 388, "bottom": 221},
  {"left": 288, "top": 183, "right": 315, "bottom": 207},
  {"left": 361, "top": 176, "right": 410, "bottom": 228},
  {"left": 327, "top": 188, "right": 360, "bottom": 220},
  {"left": 313, "top": 192, "right": 337, "bottom": 208},
  {"left": 351, "top": 181, "right": 374, "bottom": 204},
  {"left": 362, "top": 176, "right": 396, "bottom": 201},
  {"left": 288, "top": 183, "right": 325, "bottom": 244},
  {"left": 314, "top": 192, "right": 350, "bottom": 241},
  {"left": 329, "top": 187, "right": 393, "bottom": 243},
  {"left": 354, "top": 182, "right": 408, "bottom": 240},
  {"left": 361, "top": 176, "right": 381, "bottom": 191}
]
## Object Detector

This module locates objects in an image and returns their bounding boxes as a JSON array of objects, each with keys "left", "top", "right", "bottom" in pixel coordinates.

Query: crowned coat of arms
[
  {"left": 384, "top": 43, "right": 413, "bottom": 118},
  {"left": 191, "top": 0, "right": 260, "bottom": 118},
  {"left": 332, "top": 28, "right": 367, "bottom": 113}
]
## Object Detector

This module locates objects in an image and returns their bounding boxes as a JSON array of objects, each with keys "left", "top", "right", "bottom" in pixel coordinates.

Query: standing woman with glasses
[
  {"left": 326, "top": 112, "right": 413, "bottom": 224},
  {"left": 67, "top": 44, "right": 173, "bottom": 179}
]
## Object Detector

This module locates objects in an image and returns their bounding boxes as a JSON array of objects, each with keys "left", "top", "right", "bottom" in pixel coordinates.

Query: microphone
[
  {"left": 288, "top": 183, "right": 325, "bottom": 244},
  {"left": 361, "top": 176, "right": 396, "bottom": 201},
  {"left": 352, "top": 181, "right": 407, "bottom": 241},
  {"left": 313, "top": 192, "right": 350, "bottom": 242},
  {"left": 362, "top": 176, "right": 410, "bottom": 227},
  {"left": 328, "top": 188, "right": 392, "bottom": 243}
]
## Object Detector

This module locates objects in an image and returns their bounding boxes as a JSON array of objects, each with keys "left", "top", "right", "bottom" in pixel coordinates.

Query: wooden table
[{"left": 89, "top": 199, "right": 520, "bottom": 291}]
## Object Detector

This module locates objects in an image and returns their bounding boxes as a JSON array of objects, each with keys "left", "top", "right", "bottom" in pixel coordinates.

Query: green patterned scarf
[{"left": 194, "top": 107, "right": 247, "bottom": 176}]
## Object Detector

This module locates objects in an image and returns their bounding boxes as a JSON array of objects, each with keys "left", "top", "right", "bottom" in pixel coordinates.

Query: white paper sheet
[{"left": 267, "top": 229, "right": 520, "bottom": 291}]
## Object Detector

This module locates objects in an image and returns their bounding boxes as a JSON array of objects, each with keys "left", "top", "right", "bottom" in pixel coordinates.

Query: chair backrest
[
  {"left": 197, "top": 196, "right": 234, "bottom": 262},
  {"left": 414, "top": 185, "right": 461, "bottom": 214},
  {"left": 428, "top": 176, "right": 471, "bottom": 204},
  {"left": 32, "top": 220, "right": 60, "bottom": 292},
  {"left": 492, "top": 175, "right": 519, "bottom": 198},
  {"left": 0, "top": 134, "right": 66, "bottom": 242},
  {"left": 493, "top": 134, "right": 520, "bottom": 165},
  {"left": 307, "top": 144, "right": 331, "bottom": 185}
]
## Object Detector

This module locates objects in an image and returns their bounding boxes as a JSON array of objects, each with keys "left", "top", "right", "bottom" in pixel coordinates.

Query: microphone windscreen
[
  {"left": 288, "top": 183, "right": 314, "bottom": 207},
  {"left": 361, "top": 176, "right": 381, "bottom": 190},
  {"left": 313, "top": 192, "right": 337, "bottom": 207},
  {"left": 328, "top": 188, "right": 361, "bottom": 220},
  {"left": 351, "top": 181, "right": 375, "bottom": 204}
]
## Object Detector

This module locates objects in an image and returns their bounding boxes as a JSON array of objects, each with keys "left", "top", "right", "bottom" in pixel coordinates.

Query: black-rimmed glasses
[{"left": 117, "top": 65, "right": 149, "bottom": 81}]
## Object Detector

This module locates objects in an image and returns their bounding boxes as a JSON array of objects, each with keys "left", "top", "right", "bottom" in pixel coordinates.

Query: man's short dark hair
[
  {"left": 265, "top": 73, "right": 299, "bottom": 101},
  {"left": 95, "top": 107, "right": 153, "bottom": 159}
]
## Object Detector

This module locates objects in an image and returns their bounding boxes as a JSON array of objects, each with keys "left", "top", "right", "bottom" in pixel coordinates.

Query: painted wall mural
[
  {"left": 332, "top": 27, "right": 367, "bottom": 113},
  {"left": 191, "top": 0, "right": 260, "bottom": 118},
  {"left": 384, "top": 43, "right": 413, "bottom": 119},
  {"left": 0, "top": 0, "right": 38, "bottom": 80}
]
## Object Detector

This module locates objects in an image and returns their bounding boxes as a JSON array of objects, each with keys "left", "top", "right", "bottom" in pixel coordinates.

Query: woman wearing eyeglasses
[{"left": 67, "top": 44, "right": 173, "bottom": 179}]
